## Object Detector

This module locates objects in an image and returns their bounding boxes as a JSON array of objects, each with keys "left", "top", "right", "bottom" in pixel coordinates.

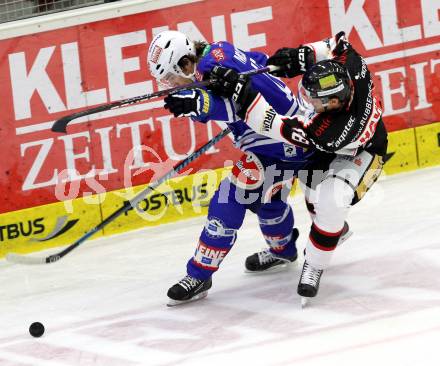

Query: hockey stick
[
  {"left": 6, "top": 127, "right": 232, "bottom": 265},
  {"left": 51, "top": 66, "right": 277, "bottom": 133}
]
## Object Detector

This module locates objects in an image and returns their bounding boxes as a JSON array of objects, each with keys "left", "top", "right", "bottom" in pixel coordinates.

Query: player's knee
[
  {"left": 314, "top": 178, "right": 352, "bottom": 231},
  {"left": 257, "top": 200, "right": 288, "bottom": 217},
  {"left": 317, "top": 178, "right": 353, "bottom": 210}
]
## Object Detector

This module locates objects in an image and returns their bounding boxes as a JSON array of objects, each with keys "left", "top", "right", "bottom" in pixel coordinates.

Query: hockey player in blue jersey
[{"left": 147, "top": 30, "right": 313, "bottom": 305}]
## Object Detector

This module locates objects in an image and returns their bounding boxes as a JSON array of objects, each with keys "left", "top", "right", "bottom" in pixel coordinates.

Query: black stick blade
[
  {"left": 49, "top": 67, "right": 270, "bottom": 135},
  {"left": 52, "top": 115, "right": 77, "bottom": 133}
]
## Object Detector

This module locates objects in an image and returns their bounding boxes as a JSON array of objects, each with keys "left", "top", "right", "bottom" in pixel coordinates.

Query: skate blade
[
  {"left": 167, "top": 290, "right": 209, "bottom": 307},
  {"left": 301, "top": 297, "right": 309, "bottom": 308},
  {"left": 244, "top": 261, "right": 296, "bottom": 274},
  {"left": 337, "top": 229, "right": 353, "bottom": 246}
]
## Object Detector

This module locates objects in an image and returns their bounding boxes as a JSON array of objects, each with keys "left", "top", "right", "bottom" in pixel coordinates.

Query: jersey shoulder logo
[
  {"left": 230, "top": 152, "right": 264, "bottom": 190},
  {"left": 211, "top": 48, "right": 226, "bottom": 62}
]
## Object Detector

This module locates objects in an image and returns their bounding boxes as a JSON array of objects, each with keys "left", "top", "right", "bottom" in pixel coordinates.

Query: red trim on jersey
[
  {"left": 196, "top": 240, "right": 224, "bottom": 252},
  {"left": 244, "top": 93, "right": 262, "bottom": 122},
  {"left": 302, "top": 111, "right": 319, "bottom": 128},
  {"left": 309, "top": 234, "right": 337, "bottom": 252},
  {"left": 357, "top": 93, "right": 382, "bottom": 145},
  {"left": 312, "top": 222, "right": 344, "bottom": 237}
]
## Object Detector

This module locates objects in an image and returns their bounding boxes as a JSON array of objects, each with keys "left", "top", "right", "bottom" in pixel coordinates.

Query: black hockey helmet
[{"left": 298, "top": 59, "right": 352, "bottom": 111}]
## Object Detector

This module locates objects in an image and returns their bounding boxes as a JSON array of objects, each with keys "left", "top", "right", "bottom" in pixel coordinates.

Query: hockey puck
[{"left": 29, "top": 322, "right": 45, "bottom": 337}]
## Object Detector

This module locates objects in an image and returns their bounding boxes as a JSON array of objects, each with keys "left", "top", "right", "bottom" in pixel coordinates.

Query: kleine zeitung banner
[{"left": 0, "top": 0, "right": 439, "bottom": 215}]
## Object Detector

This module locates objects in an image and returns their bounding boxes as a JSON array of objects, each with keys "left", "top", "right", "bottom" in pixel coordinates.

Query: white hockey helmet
[{"left": 147, "top": 30, "right": 196, "bottom": 86}]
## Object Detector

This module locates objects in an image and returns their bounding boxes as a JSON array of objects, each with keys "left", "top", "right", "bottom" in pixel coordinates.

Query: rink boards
[
  {"left": 386, "top": 122, "right": 440, "bottom": 174},
  {"left": 0, "top": 167, "right": 228, "bottom": 258},
  {"left": 1, "top": 123, "right": 439, "bottom": 258}
]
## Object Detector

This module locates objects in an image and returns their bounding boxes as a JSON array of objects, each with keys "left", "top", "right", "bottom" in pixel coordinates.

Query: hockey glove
[
  {"left": 164, "top": 88, "right": 212, "bottom": 120},
  {"left": 208, "top": 66, "right": 258, "bottom": 119},
  {"left": 208, "top": 66, "right": 239, "bottom": 98},
  {"left": 266, "top": 46, "right": 313, "bottom": 78}
]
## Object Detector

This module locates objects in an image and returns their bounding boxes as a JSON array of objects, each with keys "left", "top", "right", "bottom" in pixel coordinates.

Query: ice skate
[
  {"left": 245, "top": 228, "right": 298, "bottom": 273},
  {"left": 297, "top": 261, "right": 323, "bottom": 307},
  {"left": 337, "top": 222, "right": 352, "bottom": 246},
  {"left": 167, "top": 275, "right": 212, "bottom": 306},
  {"left": 245, "top": 248, "right": 297, "bottom": 273}
]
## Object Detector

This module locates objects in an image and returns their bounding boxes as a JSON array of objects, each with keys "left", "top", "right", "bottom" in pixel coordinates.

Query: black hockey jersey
[
  {"left": 241, "top": 32, "right": 388, "bottom": 157},
  {"left": 296, "top": 32, "right": 388, "bottom": 156}
]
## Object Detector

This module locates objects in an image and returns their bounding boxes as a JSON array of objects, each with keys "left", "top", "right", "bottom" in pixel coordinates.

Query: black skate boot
[
  {"left": 245, "top": 249, "right": 297, "bottom": 273},
  {"left": 297, "top": 261, "right": 323, "bottom": 307},
  {"left": 245, "top": 229, "right": 299, "bottom": 273},
  {"left": 167, "top": 275, "right": 212, "bottom": 306}
]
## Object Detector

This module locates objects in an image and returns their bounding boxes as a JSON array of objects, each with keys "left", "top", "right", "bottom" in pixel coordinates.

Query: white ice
[{"left": 1, "top": 166, "right": 440, "bottom": 366}]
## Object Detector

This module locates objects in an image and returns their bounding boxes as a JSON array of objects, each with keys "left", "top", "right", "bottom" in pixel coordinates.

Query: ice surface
[{"left": 1, "top": 166, "right": 440, "bottom": 366}]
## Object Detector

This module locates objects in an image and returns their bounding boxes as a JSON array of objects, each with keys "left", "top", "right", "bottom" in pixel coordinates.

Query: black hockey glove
[
  {"left": 266, "top": 46, "right": 313, "bottom": 78},
  {"left": 207, "top": 66, "right": 239, "bottom": 98},
  {"left": 164, "top": 89, "right": 211, "bottom": 119},
  {"left": 208, "top": 66, "right": 258, "bottom": 119}
]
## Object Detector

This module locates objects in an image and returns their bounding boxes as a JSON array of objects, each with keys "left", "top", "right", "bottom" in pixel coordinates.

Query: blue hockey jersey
[{"left": 192, "top": 41, "right": 311, "bottom": 163}]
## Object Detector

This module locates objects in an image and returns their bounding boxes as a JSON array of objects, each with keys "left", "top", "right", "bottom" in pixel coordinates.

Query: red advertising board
[{"left": 0, "top": 0, "right": 439, "bottom": 214}]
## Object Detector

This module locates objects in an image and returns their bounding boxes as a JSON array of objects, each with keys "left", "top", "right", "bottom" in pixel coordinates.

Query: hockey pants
[{"left": 300, "top": 150, "right": 385, "bottom": 269}]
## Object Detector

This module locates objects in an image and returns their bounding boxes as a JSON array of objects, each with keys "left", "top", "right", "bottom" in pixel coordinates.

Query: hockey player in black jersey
[
  {"left": 266, "top": 32, "right": 388, "bottom": 157},
  {"left": 209, "top": 32, "right": 388, "bottom": 304}
]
